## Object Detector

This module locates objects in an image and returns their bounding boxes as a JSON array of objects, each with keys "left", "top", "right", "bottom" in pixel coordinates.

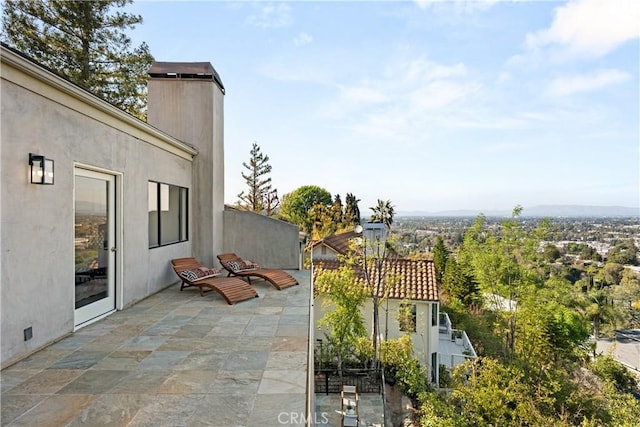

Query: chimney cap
[{"left": 148, "top": 61, "right": 225, "bottom": 93}]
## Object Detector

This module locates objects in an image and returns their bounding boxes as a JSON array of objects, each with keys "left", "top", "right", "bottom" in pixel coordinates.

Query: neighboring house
[
  {"left": 310, "top": 230, "right": 361, "bottom": 260},
  {"left": 312, "top": 231, "right": 477, "bottom": 384},
  {"left": 314, "top": 257, "right": 442, "bottom": 384},
  {"left": 0, "top": 44, "right": 300, "bottom": 367},
  {"left": 309, "top": 229, "right": 399, "bottom": 261}
]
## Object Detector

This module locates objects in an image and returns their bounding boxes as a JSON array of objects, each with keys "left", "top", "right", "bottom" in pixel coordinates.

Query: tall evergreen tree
[
  {"left": 2, "top": 0, "right": 153, "bottom": 118},
  {"left": 344, "top": 193, "right": 361, "bottom": 227},
  {"left": 237, "top": 142, "right": 275, "bottom": 214},
  {"left": 330, "top": 194, "right": 344, "bottom": 224},
  {"left": 433, "top": 236, "right": 449, "bottom": 285}
]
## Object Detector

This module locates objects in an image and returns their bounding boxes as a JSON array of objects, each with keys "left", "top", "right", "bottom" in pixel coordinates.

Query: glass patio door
[{"left": 74, "top": 168, "right": 116, "bottom": 327}]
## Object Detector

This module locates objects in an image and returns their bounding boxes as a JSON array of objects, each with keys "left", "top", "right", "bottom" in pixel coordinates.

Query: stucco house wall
[
  {"left": 314, "top": 295, "right": 440, "bottom": 381},
  {"left": 147, "top": 68, "right": 225, "bottom": 267},
  {"left": 310, "top": 244, "right": 340, "bottom": 261},
  {"left": 0, "top": 47, "right": 199, "bottom": 366},
  {"left": 223, "top": 207, "right": 302, "bottom": 269}
]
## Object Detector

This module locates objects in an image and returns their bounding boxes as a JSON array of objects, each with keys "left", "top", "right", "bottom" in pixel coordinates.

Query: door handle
[{"left": 110, "top": 247, "right": 117, "bottom": 252}]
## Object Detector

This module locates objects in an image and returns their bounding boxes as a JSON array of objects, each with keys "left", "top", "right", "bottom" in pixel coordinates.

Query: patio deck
[{"left": 1, "top": 269, "right": 311, "bottom": 426}]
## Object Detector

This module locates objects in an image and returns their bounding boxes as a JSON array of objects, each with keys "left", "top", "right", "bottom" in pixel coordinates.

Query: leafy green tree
[
  {"left": 343, "top": 193, "right": 361, "bottom": 227},
  {"left": 516, "top": 300, "right": 589, "bottom": 365},
  {"left": 449, "top": 358, "right": 549, "bottom": 426},
  {"left": 310, "top": 202, "right": 336, "bottom": 239},
  {"left": 596, "top": 262, "right": 624, "bottom": 287},
  {"left": 607, "top": 240, "right": 638, "bottom": 265},
  {"left": 590, "top": 355, "right": 638, "bottom": 393},
  {"left": 236, "top": 142, "right": 276, "bottom": 214},
  {"left": 279, "top": 185, "right": 332, "bottom": 234},
  {"left": 380, "top": 335, "right": 429, "bottom": 408},
  {"left": 542, "top": 243, "right": 561, "bottom": 262},
  {"left": 580, "top": 244, "right": 602, "bottom": 261},
  {"left": 315, "top": 261, "right": 368, "bottom": 376},
  {"left": 459, "top": 206, "right": 546, "bottom": 357},
  {"left": 614, "top": 268, "right": 640, "bottom": 328},
  {"left": 2, "top": 0, "right": 153, "bottom": 118}
]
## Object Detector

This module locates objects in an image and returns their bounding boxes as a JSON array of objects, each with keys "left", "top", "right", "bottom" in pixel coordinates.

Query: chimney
[{"left": 147, "top": 62, "right": 225, "bottom": 265}]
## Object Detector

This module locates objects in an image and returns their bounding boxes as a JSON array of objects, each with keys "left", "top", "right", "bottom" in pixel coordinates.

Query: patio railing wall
[{"left": 314, "top": 369, "right": 382, "bottom": 395}]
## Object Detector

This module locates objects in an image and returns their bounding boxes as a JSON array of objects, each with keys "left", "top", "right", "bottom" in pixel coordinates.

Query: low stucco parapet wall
[{"left": 222, "top": 207, "right": 302, "bottom": 269}]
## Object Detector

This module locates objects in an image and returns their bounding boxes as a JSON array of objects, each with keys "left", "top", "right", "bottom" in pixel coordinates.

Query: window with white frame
[
  {"left": 398, "top": 303, "right": 417, "bottom": 333},
  {"left": 148, "top": 181, "right": 188, "bottom": 248}
]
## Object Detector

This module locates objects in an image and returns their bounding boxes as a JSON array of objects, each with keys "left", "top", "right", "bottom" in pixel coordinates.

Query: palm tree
[{"left": 369, "top": 199, "right": 395, "bottom": 229}]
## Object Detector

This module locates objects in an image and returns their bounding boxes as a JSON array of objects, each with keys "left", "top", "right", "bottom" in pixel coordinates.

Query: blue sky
[{"left": 127, "top": 0, "right": 639, "bottom": 213}]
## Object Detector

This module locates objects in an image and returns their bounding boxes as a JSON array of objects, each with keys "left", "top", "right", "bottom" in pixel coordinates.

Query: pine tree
[
  {"left": 263, "top": 189, "right": 279, "bottom": 216},
  {"left": 433, "top": 236, "right": 449, "bottom": 285},
  {"left": 237, "top": 142, "right": 275, "bottom": 214},
  {"left": 2, "top": 0, "right": 154, "bottom": 119}
]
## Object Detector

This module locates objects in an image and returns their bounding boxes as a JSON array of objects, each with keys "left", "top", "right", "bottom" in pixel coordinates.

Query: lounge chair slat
[
  {"left": 171, "top": 257, "right": 258, "bottom": 304},
  {"left": 216, "top": 253, "right": 299, "bottom": 290}
]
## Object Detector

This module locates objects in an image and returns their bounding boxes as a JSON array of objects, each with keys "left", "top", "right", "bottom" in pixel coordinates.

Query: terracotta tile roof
[
  {"left": 314, "top": 258, "right": 439, "bottom": 302},
  {"left": 312, "top": 230, "right": 361, "bottom": 255},
  {"left": 311, "top": 230, "right": 400, "bottom": 259}
]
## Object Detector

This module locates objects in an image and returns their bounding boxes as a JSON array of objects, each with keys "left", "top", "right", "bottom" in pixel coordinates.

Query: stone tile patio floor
[{"left": 1, "top": 270, "right": 311, "bottom": 427}]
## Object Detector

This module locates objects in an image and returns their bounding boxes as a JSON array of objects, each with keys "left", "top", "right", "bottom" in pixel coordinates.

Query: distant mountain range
[{"left": 397, "top": 205, "right": 639, "bottom": 218}]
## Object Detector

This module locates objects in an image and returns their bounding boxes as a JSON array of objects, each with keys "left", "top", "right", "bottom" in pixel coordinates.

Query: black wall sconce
[{"left": 29, "top": 153, "right": 54, "bottom": 185}]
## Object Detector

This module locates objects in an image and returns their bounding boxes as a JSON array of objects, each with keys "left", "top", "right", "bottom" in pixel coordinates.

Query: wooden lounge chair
[
  {"left": 217, "top": 253, "right": 299, "bottom": 290},
  {"left": 171, "top": 257, "right": 258, "bottom": 305}
]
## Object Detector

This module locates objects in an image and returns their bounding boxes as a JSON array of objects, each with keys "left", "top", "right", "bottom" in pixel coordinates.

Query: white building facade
[{"left": 0, "top": 46, "right": 225, "bottom": 366}]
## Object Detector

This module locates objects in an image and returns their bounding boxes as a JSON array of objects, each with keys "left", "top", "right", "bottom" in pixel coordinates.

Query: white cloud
[
  {"left": 324, "top": 57, "right": 483, "bottom": 141},
  {"left": 293, "top": 32, "right": 313, "bottom": 46},
  {"left": 525, "top": 0, "right": 640, "bottom": 58},
  {"left": 245, "top": 3, "right": 292, "bottom": 28},
  {"left": 546, "top": 69, "right": 630, "bottom": 96},
  {"left": 331, "top": 58, "right": 473, "bottom": 113}
]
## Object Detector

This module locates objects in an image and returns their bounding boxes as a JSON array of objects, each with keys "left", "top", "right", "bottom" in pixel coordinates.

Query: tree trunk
[{"left": 372, "top": 297, "right": 379, "bottom": 367}]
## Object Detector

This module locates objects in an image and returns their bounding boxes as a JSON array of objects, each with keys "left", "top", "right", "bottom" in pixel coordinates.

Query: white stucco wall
[
  {"left": 0, "top": 47, "right": 197, "bottom": 366},
  {"left": 147, "top": 76, "right": 224, "bottom": 267},
  {"left": 314, "top": 295, "right": 439, "bottom": 377},
  {"left": 223, "top": 207, "right": 302, "bottom": 269},
  {"left": 311, "top": 244, "right": 340, "bottom": 261}
]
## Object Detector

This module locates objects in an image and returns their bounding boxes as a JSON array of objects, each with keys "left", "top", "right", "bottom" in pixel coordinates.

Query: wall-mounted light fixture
[{"left": 29, "top": 153, "right": 54, "bottom": 185}]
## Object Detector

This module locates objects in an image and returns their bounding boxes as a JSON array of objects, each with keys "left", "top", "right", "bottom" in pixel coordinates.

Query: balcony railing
[{"left": 439, "top": 312, "right": 477, "bottom": 368}]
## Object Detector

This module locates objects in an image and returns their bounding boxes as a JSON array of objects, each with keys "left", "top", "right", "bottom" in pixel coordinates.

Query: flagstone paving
[{"left": 1, "top": 270, "right": 311, "bottom": 427}]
